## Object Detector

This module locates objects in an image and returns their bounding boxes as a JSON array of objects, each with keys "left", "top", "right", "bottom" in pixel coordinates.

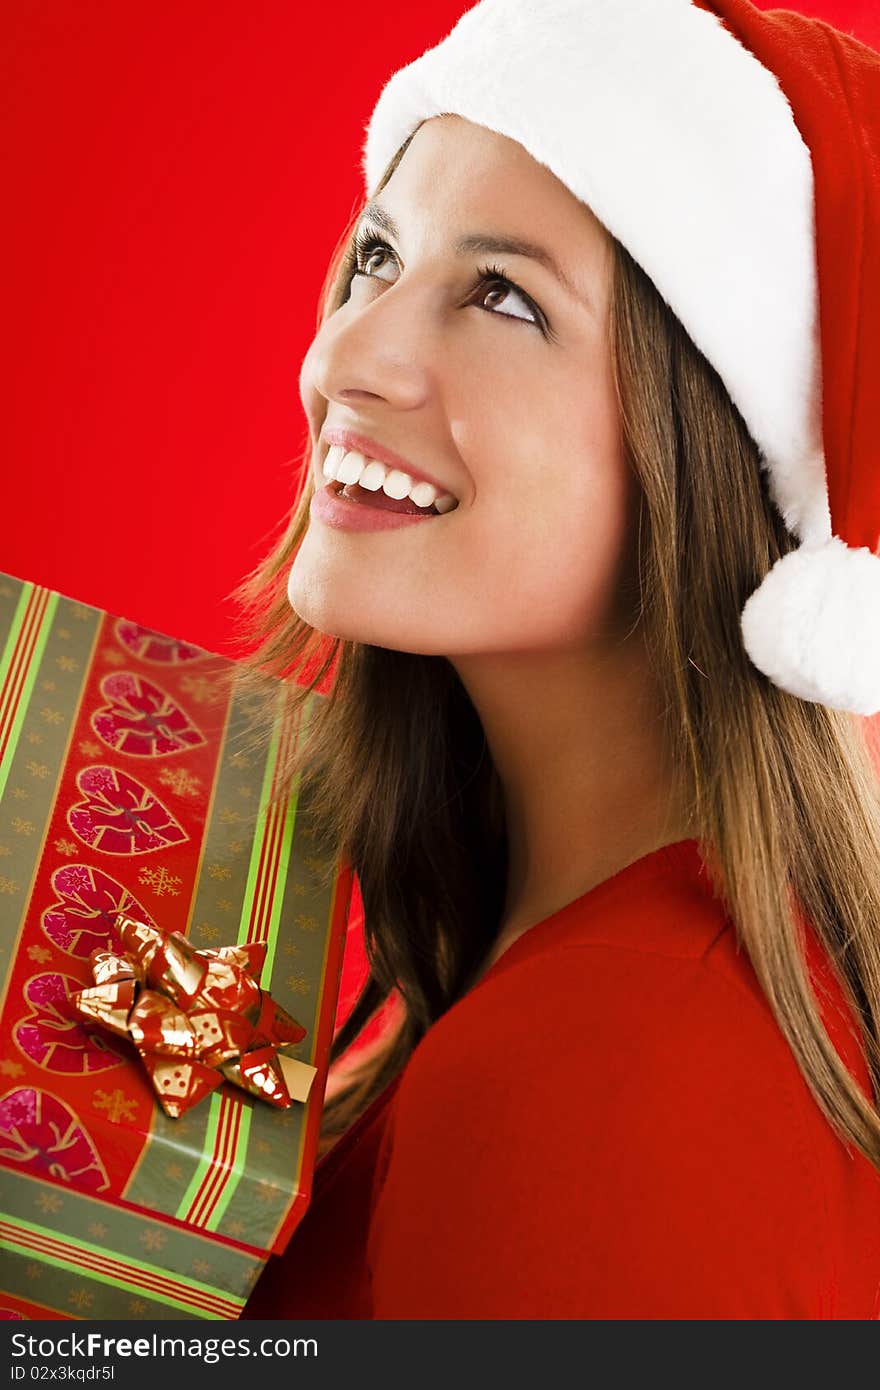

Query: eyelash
[{"left": 343, "top": 228, "right": 547, "bottom": 333}]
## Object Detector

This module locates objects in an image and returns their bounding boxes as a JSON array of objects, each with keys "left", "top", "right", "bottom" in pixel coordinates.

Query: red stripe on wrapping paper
[
  {"left": 251, "top": 696, "right": 303, "bottom": 946},
  {"left": 0, "top": 586, "right": 50, "bottom": 765},
  {"left": 0, "top": 1219, "right": 243, "bottom": 1319},
  {"left": 184, "top": 1090, "right": 243, "bottom": 1229},
  {"left": 244, "top": 793, "right": 282, "bottom": 947},
  {"left": 0, "top": 586, "right": 46, "bottom": 743},
  {"left": 243, "top": 701, "right": 297, "bottom": 947}
]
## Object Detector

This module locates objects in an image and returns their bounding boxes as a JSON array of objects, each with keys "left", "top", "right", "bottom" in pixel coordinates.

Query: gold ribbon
[{"left": 69, "top": 912, "right": 316, "bottom": 1118}]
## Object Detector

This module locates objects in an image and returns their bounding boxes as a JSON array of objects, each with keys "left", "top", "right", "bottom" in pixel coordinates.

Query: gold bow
[{"left": 69, "top": 912, "right": 316, "bottom": 1118}]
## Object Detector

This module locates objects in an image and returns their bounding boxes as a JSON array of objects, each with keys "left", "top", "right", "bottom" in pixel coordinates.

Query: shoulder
[{"left": 370, "top": 930, "right": 880, "bottom": 1317}]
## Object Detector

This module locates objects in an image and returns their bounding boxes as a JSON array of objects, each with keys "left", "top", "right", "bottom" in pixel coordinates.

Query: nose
[{"left": 301, "top": 279, "right": 433, "bottom": 414}]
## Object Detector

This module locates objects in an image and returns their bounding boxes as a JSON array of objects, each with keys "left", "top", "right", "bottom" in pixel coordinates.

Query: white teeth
[
  {"left": 358, "top": 460, "right": 386, "bottom": 492},
  {"left": 337, "top": 449, "right": 367, "bottom": 484},
  {"left": 322, "top": 445, "right": 345, "bottom": 480},
  {"left": 321, "top": 446, "right": 459, "bottom": 512},
  {"left": 382, "top": 469, "right": 413, "bottom": 500},
  {"left": 409, "top": 481, "right": 438, "bottom": 508}
]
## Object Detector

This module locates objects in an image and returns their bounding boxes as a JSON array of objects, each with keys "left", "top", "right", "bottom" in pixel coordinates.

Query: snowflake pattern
[
  {"left": 25, "top": 732, "right": 44, "bottom": 746},
  {"left": 11, "top": 817, "right": 35, "bottom": 836},
  {"left": 35, "top": 1192, "right": 62, "bottom": 1214},
  {"left": 179, "top": 675, "right": 218, "bottom": 706},
  {"left": 78, "top": 740, "right": 101, "bottom": 757},
  {"left": 293, "top": 913, "right": 319, "bottom": 933},
  {"left": 286, "top": 974, "right": 310, "bottom": 996},
  {"left": 92, "top": 1088, "right": 138, "bottom": 1124},
  {"left": 26, "top": 945, "right": 52, "bottom": 964},
  {"left": 0, "top": 877, "right": 19, "bottom": 895},
  {"left": 140, "top": 1228, "right": 167, "bottom": 1252},
  {"left": 56, "top": 655, "right": 78, "bottom": 673},
  {"left": 26, "top": 761, "right": 49, "bottom": 779},
  {"left": 53, "top": 838, "right": 78, "bottom": 857},
  {"left": 158, "top": 767, "right": 202, "bottom": 798},
  {"left": 138, "top": 865, "right": 183, "bottom": 898},
  {"left": 128, "top": 1298, "right": 148, "bottom": 1315},
  {"left": 207, "top": 863, "right": 231, "bottom": 881},
  {"left": 68, "top": 1288, "right": 94, "bottom": 1311},
  {"left": 0, "top": 1060, "right": 24, "bottom": 1078},
  {"left": 195, "top": 923, "right": 221, "bottom": 942},
  {"left": 88, "top": 1222, "right": 108, "bottom": 1240}
]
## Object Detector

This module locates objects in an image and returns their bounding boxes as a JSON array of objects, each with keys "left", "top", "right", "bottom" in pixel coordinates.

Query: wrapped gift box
[{"left": 0, "top": 572, "right": 354, "bottom": 1320}]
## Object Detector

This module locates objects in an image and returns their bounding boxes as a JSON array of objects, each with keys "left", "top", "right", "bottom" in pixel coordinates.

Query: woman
[{"left": 241, "top": 0, "right": 880, "bottom": 1318}]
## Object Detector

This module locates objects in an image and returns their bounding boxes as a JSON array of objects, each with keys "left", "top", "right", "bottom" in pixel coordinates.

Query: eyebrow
[{"left": 358, "top": 199, "right": 592, "bottom": 312}]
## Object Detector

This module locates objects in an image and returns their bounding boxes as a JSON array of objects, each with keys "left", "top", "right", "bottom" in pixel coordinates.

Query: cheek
[{"left": 458, "top": 390, "right": 632, "bottom": 644}]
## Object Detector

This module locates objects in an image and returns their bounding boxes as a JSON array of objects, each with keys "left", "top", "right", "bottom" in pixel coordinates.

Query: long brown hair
[{"left": 234, "top": 130, "right": 880, "bottom": 1171}]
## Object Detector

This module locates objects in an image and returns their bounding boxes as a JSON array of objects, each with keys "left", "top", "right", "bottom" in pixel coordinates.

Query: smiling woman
[{"left": 237, "top": 0, "right": 880, "bottom": 1321}]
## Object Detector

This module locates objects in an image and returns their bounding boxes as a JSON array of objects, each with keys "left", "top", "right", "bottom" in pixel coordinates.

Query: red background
[{"left": 3, "top": 0, "right": 879, "bottom": 1034}]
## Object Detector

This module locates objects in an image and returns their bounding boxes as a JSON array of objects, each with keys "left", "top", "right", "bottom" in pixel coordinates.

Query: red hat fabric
[{"left": 362, "top": 0, "right": 880, "bottom": 714}]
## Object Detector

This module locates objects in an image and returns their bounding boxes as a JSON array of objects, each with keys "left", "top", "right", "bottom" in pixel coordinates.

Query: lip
[
  {"left": 311, "top": 481, "right": 446, "bottom": 532},
  {"left": 319, "top": 428, "right": 458, "bottom": 501}
]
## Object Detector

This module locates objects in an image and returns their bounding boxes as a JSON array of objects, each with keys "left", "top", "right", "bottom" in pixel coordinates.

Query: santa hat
[{"left": 360, "top": 0, "right": 880, "bottom": 716}]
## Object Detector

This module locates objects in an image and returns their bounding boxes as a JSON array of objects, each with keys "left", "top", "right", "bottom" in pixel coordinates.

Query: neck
[{"left": 452, "top": 634, "right": 695, "bottom": 970}]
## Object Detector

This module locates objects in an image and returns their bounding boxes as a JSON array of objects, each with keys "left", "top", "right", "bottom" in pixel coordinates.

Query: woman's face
[{"left": 290, "top": 115, "right": 637, "bottom": 655}]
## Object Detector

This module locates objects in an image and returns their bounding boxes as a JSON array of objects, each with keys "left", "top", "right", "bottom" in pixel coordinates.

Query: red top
[{"left": 242, "top": 839, "right": 880, "bottom": 1319}]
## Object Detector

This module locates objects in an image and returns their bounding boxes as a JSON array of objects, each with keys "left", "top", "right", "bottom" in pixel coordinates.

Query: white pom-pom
[{"left": 740, "top": 536, "right": 880, "bottom": 715}]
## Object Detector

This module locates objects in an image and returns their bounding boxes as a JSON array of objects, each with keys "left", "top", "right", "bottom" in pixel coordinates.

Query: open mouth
[{"left": 329, "top": 479, "right": 443, "bottom": 516}]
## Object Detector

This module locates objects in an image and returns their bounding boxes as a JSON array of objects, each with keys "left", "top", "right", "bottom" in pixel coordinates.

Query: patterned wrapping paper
[{"left": 0, "top": 573, "right": 354, "bottom": 1319}]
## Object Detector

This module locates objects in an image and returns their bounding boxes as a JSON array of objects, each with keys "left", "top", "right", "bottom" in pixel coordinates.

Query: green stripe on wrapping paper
[
  {"left": 0, "top": 1214, "right": 246, "bottom": 1319},
  {"left": 0, "top": 587, "right": 59, "bottom": 801}
]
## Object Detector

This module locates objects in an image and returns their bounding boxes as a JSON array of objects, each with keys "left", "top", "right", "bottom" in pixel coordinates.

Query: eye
[
  {"left": 351, "top": 233, "right": 397, "bottom": 283},
  {"left": 345, "top": 230, "right": 546, "bottom": 331},
  {"left": 475, "top": 263, "right": 541, "bottom": 327}
]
